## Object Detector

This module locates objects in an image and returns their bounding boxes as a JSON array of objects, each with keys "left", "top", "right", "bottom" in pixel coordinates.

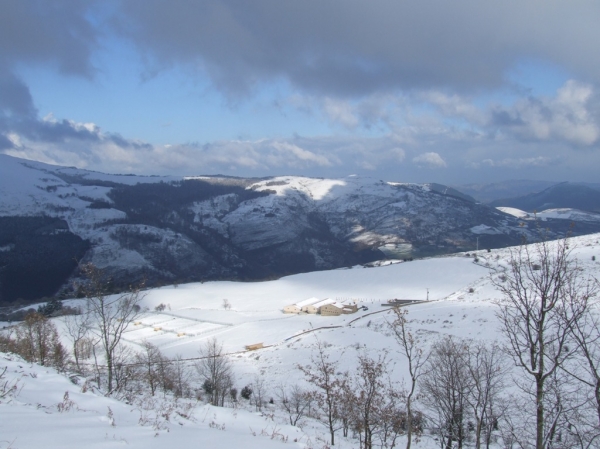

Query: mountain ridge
[{"left": 1, "top": 154, "right": 597, "bottom": 304}]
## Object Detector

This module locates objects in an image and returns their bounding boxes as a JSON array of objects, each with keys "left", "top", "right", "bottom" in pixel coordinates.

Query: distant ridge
[{"left": 489, "top": 182, "right": 600, "bottom": 213}]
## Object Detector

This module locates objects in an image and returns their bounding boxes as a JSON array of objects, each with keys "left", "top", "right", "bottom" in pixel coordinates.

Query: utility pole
[{"left": 426, "top": 288, "right": 429, "bottom": 301}]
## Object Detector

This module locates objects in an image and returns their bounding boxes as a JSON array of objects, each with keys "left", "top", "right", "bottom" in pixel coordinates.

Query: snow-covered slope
[
  {"left": 536, "top": 208, "right": 600, "bottom": 222},
  {"left": 0, "top": 352, "right": 304, "bottom": 449},
  {"left": 3, "top": 233, "right": 599, "bottom": 448},
  {"left": 496, "top": 206, "right": 530, "bottom": 219},
  {"left": 498, "top": 206, "right": 600, "bottom": 222}
]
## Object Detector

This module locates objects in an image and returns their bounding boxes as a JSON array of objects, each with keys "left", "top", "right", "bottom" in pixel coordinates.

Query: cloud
[
  {"left": 489, "top": 80, "right": 600, "bottom": 146},
  {"left": 2, "top": 120, "right": 414, "bottom": 179},
  {"left": 117, "top": 1, "right": 600, "bottom": 97},
  {"left": 0, "top": 1, "right": 97, "bottom": 76},
  {"left": 269, "top": 142, "right": 332, "bottom": 167},
  {"left": 476, "top": 156, "right": 560, "bottom": 169},
  {"left": 0, "top": 1, "right": 100, "bottom": 155},
  {"left": 322, "top": 98, "right": 360, "bottom": 129},
  {"left": 412, "top": 152, "right": 447, "bottom": 169},
  {"left": 2, "top": 1, "right": 600, "bottom": 186}
]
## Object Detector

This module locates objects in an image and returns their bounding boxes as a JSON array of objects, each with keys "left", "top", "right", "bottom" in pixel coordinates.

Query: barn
[
  {"left": 320, "top": 303, "right": 345, "bottom": 316},
  {"left": 283, "top": 304, "right": 301, "bottom": 314},
  {"left": 283, "top": 297, "right": 322, "bottom": 314},
  {"left": 305, "top": 298, "right": 335, "bottom": 314}
]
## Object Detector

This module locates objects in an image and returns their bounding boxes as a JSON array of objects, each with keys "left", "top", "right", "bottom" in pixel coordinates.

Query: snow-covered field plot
[
  {"left": 122, "top": 316, "right": 228, "bottom": 349},
  {"left": 129, "top": 255, "right": 488, "bottom": 358}
]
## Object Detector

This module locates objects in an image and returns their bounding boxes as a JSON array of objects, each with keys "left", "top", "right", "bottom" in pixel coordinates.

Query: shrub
[{"left": 241, "top": 385, "right": 253, "bottom": 400}]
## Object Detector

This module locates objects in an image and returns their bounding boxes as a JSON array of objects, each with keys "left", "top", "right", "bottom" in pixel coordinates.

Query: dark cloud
[
  {"left": 0, "top": 0, "right": 98, "bottom": 77},
  {"left": 490, "top": 110, "right": 526, "bottom": 127},
  {"left": 117, "top": 0, "right": 600, "bottom": 97},
  {"left": 0, "top": 69, "right": 36, "bottom": 118},
  {"left": 0, "top": 0, "right": 101, "bottom": 149}
]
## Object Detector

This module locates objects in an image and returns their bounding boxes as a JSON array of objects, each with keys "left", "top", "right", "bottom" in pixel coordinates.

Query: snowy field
[{"left": 2, "top": 233, "right": 600, "bottom": 448}]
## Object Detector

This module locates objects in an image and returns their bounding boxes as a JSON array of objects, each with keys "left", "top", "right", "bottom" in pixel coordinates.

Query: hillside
[
  {"left": 2, "top": 233, "right": 599, "bottom": 448},
  {"left": 0, "top": 154, "right": 561, "bottom": 305}
]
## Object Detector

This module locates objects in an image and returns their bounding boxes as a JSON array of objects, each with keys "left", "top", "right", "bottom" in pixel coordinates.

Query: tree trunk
[
  {"left": 536, "top": 375, "right": 544, "bottom": 449},
  {"left": 475, "top": 415, "right": 483, "bottom": 449},
  {"left": 107, "top": 353, "right": 113, "bottom": 393},
  {"left": 406, "top": 396, "right": 413, "bottom": 449}
]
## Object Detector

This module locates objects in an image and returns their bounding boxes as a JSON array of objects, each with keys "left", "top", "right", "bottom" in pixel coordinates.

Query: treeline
[
  {"left": 0, "top": 216, "right": 89, "bottom": 304},
  {"left": 107, "top": 179, "right": 270, "bottom": 226}
]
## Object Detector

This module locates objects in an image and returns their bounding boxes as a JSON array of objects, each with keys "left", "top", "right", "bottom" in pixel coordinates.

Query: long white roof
[
  {"left": 295, "top": 297, "right": 322, "bottom": 307},
  {"left": 311, "top": 298, "right": 336, "bottom": 308},
  {"left": 321, "top": 301, "right": 352, "bottom": 309}
]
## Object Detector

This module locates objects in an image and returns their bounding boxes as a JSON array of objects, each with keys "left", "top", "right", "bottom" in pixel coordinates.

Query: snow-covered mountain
[{"left": 1, "top": 154, "right": 597, "bottom": 304}]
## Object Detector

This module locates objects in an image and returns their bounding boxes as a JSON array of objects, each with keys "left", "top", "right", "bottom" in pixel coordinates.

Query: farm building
[
  {"left": 320, "top": 303, "right": 345, "bottom": 316},
  {"left": 283, "top": 298, "right": 359, "bottom": 316},
  {"left": 283, "top": 297, "right": 321, "bottom": 314},
  {"left": 342, "top": 303, "right": 358, "bottom": 314},
  {"left": 305, "top": 298, "right": 335, "bottom": 314},
  {"left": 320, "top": 302, "right": 358, "bottom": 316},
  {"left": 283, "top": 304, "right": 301, "bottom": 314}
]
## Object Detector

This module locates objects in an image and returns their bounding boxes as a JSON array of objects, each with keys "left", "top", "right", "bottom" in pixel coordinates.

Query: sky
[{"left": 1, "top": 1, "right": 600, "bottom": 185}]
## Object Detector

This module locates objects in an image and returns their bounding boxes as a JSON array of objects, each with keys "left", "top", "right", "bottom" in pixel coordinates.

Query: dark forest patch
[{"left": 0, "top": 216, "right": 89, "bottom": 304}]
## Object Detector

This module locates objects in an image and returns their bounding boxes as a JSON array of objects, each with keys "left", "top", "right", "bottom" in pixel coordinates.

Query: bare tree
[
  {"left": 561, "top": 299, "right": 600, "bottom": 448},
  {"left": 298, "top": 338, "right": 345, "bottom": 446},
  {"left": 464, "top": 341, "right": 508, "bottom": 449},
  {"left": 389, "top": 308, "right": 429, "bottom": 449},
  {"left": 171, "top": 353, "right": 193, "bottom": 398},
  {"left": 276, "top": 383, "right": 313, "bottom": 426},
  {"left": 63, "top": 306, "right": 92, "bottom": 373},
  {"left": 195, "top": 337, "right": 234, "bottom": 406},
  {"left": 492, "top": 238, "right": 593, "bottom": 449},
  {"left": 135, "top": 341, "right": 163, "bottom": 396},
  {"left": 566, "top": 300, "right": 600, "bottom": 425},
  {"left": 422, "top": 336, "right": 470, "bottom": 449},
  {"left": 252, "top": 374, "right": 268, "bottom": 412},
  {"left": 13, "top": 311, "right": 68, "bottom": 370},
  {"left": 80, "top": 263, "right": 145, "bottom": 394},
  {"left": 347, "top": 352, "right": 397, "bottom": 449},
  {"left": 111, "top": 344, "right": 139, "bottom": 399}
]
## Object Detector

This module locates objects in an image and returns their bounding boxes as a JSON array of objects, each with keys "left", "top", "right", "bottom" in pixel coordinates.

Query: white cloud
[
  {"left": 322, "top": 98, "right": 359, "bottom": 129},
  {"left": 490, "top": 80, "right": 600, "bottom": 146},
  {"left": 421, "top": 91, "right": 484, "bottom": 125},
  {"left": 270, "top": 141, "right": 332, "bottom": 167},
  {"left": 412, "top": 152, "right": 447, "bottom": 168},
  {"left": 473, "top": 156, "right": 559, "bottom": 169}
]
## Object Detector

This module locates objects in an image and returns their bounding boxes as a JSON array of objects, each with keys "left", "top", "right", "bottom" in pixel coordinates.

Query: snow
[
  {"left": 496, "top": 206, "right": 530, "bottom": 218},
  {"left": 310, "top": 298, "right": 337, "bottom": 309},
  {"left": 536, "top": 208, "right": 600, "bottom": 222},
  {"left": 497, "top": 206, "right": 600, "bottom": 222},
  {"left": 0, "top": 153, "right": 178, "bottom": 218},
  {"left": 0, "top": 353, "right": 303, "bottom": 449},
  {"left": 470, "top": 224, "right": 502, "bottom": 234},
  {"left": 3, "top": 224, "right": 600, "bottom": 448},
  {"left": 293, "top": 297, "right": 322, "bottom": 308}
]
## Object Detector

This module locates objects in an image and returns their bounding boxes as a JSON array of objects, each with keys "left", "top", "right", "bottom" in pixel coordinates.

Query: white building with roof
[
  {"left": 305, "top": 298, "right": 335, "bottom": 314},
  {"left": 283, "top": 297, "right": 321, "bottom": 314}
]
